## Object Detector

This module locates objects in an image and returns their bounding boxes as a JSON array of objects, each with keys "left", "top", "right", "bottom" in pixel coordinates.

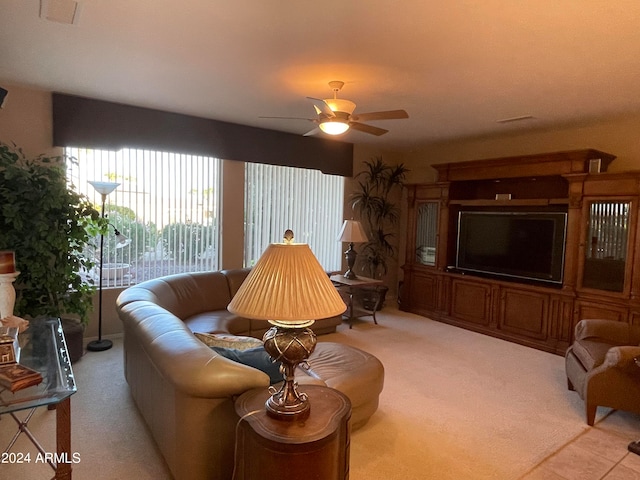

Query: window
[
  {"left": 66, "top": 147, "right": 221, "bottom": 287},
  {"left": 244, "top": 163, "right": 344, "bottom": 270}
]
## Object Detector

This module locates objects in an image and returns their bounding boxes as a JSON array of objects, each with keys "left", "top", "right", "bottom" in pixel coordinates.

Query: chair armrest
[
  {"left": 575, "top": 319, "right": 633, "bottom": 344},
  {"left": 604, "top": 346, "right": 640, "bottom": 373}
]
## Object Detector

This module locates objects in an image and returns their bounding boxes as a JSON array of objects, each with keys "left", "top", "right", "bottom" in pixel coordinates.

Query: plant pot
[
  {"left": 61, "top": 318, "right": 84, "bottom": 364},
  {"left": 356, "top": 285, "right": 389, "bottom": 311}
]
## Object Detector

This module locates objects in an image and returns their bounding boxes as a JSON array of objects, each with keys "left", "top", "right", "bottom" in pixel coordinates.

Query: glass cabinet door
[
  {"left": 582, "top": 201, "right": 630, "bottom": 292},
  {"left": 415, "top": 201, "right": 439, "bottom": 266}
]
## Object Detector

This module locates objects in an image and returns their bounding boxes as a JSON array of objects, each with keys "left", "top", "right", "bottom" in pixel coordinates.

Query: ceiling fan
[{"left": 261, "top": 81, "right": 409, "bottom": 137}]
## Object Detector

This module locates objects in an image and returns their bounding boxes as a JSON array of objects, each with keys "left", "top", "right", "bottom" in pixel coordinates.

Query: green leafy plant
[
  {"left": 0, "top": 142, "right": 104, "bottom": 324},
  {"left": 161, "top": 222, "right": 217, "bottom": 261},
  {"left": 351, "top": 156, "right": 409, "bottom": 279}
]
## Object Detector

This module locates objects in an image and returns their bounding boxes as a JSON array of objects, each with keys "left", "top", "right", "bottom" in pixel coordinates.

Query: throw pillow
[
  {"left": 211, "top": 346, "right": 283, "bottom": 385},
  {"left": 194, "top": 332, "right": 263, "bottom": 350}
]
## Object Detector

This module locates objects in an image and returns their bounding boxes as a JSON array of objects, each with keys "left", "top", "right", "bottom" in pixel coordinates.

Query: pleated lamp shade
[{"left": 228, "top": 242, "right": 346, "bottom": 327}]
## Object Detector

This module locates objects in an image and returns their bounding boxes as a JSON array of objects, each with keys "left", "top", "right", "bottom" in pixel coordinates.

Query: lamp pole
[{"left": 87, "top": 181, "right": 120, "bottom": 352}]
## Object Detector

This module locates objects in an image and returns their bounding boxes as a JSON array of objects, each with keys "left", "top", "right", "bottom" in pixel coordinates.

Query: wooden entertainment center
[{"left": 400, "top": 149, "right": 640, "bottom": 355}]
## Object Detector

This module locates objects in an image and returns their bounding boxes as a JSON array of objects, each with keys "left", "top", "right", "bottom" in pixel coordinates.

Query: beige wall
[
  {"left": 345, "top": 145, "right": 409, "bottom": 303},
  {"left": 403, "top": 114, "right": 640, "bottom": 184},
  {"left": 0, "top": 83, "right": 60, "bottom": 157},
  {"left": 0, "top": 83, "right": 252, "bottom": 339},
  {"left": 0, "top": 84, "right": 398, "bottom": 339},
  {"left": 8, "top": 82, "right": 640, "bottom": 339},
  {"left": 396, "top": 113, "right": 640, "bottom": 297}
]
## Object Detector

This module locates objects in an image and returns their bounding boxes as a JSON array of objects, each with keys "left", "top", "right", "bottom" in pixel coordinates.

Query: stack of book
[{"left": 0, "top": 328, "right": 42, "bottom": 393}]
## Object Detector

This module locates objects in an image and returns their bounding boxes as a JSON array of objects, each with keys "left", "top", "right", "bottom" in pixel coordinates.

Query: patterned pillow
[
  {"left": 211, "top": 346, "right": 282, "bottom": 384},
  {"left": 194, "top": 332, "right": 263, "bottom": 350}
]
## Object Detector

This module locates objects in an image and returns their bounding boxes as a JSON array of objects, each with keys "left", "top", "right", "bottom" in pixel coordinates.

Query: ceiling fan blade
[
  {"left": 351, "top": 109, "right": 409, "bottom": 122},
  {"left": 306, "top": 97, "right": 335, "bottom": 118},
  {"left": 349, "top": 122, "right": 388, "bottom": 136},
  {"left": 303, "top": 127, "right": 321, "bottom": 137}
]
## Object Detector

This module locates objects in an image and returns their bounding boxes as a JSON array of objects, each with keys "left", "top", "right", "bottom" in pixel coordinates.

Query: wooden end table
[
  {"left": 330, "top": 274, "right": 384, "bottom": 328},
  {"left": 234, "top": 385, "right": 351, "bottom": 480}
]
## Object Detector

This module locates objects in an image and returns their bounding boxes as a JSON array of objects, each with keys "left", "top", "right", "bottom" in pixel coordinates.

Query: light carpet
[{"left": 0, "top": 308, "right": 633, "bottom": 479}]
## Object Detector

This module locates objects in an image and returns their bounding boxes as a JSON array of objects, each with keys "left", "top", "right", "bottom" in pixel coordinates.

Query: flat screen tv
[{"left": 456, "top": 211, "right": 567, "bottom": 285}]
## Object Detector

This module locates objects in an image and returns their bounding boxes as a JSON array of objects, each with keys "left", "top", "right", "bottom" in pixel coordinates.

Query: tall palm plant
[{"left": 351, "top": 156, "right": 409, "bottom": 279}]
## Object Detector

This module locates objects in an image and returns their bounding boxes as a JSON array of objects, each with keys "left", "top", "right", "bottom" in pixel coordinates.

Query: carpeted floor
[{"left": 1, "top": 308, "right": 636, "bottom": 479}]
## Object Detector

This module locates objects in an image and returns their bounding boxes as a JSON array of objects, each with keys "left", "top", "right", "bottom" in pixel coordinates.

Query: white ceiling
[{"left": 2, "top": 1, "right": 640, "bottom": 151}]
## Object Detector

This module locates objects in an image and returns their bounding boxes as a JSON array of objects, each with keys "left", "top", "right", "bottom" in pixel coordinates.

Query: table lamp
[
  {"left": 337, "top": 220, "right": 368, "bottom": 279},
  {"left": 228, "top": 230, "right": 346, "bottom": 420}
]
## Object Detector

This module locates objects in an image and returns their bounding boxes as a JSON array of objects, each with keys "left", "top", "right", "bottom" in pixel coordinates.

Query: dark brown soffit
[{"left": 51, "top": 93, "right": 353, "bottom": 177}]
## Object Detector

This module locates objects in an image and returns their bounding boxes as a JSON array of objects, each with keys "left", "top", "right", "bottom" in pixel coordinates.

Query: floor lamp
[{"left": 87, "top": 181, "right": 121, "bottom": 352}]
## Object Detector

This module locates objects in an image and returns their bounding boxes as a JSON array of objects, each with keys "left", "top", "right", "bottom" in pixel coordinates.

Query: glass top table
[
  {"left": 0, "top": 317, "right": 77, "bottom": 480},
  {"left": 0, "top": 317, "right": 76, "bottom": 413}
]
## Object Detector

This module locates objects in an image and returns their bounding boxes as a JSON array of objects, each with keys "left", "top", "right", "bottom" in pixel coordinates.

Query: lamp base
[
  {"left": 343, "top": 269, "right": 357, "bottom": 280},
  {"left": 262, "top": 324, "right": 317, "bottom": 420},
  {"left": 87, "top": 338, "right": 113, "bottom": 352},
  {"left": 344, "top": 243, "right": 358, "bottom": 280}
]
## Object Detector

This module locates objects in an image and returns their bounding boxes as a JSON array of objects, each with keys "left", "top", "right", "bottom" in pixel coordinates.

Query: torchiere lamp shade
[{"left": 228, "top": 242, "right": 346, "bottom": 326}]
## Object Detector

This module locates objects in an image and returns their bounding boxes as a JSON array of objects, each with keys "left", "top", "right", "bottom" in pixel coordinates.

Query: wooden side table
[
  {"left": 234, "top": 385, "right": 351, "bottom": 480},
  {"left": 330, "top": 274, "right": 384, "bottom": 328}
]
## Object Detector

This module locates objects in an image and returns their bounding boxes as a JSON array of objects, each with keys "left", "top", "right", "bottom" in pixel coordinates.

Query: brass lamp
[
  {"left": 227, "top": 230, "right": 346, "bottom": 420},
  {"left": 337, "top": 220, "right": 369, "bottom": 279}
]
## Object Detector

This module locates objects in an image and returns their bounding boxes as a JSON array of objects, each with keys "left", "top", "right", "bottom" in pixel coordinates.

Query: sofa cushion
[
  {"left": 194, "top": 332, "right": 263, "bottom": 350},
  {"left": 184, "top": 312, "right": 251, "bottom": 335},
  {"left": 220, "top": 268, "right": 252, "bottom": 297},
  {"left": 572, "top": 338, "right": 616, "bottom": 370},
  {"left": 211, "top": 346, "right": 282, "bottom": 385}
]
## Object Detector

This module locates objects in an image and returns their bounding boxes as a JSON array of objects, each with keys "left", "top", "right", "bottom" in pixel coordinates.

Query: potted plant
[
  {"left": 351, "top": 156, "right": 409, "bottom": 309},
  {"left": 0, "top": 142, "right": 104, "bottom": 361}
]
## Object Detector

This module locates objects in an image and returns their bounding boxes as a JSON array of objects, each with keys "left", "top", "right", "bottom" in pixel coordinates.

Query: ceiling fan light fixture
[
  {"left": 319, "top": 119, "right": 350, "bottom": 135},
  {"left": 324, "top": 98, "right": 356, "bottom": 115}
]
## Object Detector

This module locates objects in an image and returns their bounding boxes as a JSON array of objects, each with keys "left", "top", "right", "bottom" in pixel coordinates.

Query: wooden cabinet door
[
  {"left": 414, "top": 201, "right": 439, "bottom": 266},
  {"left": 450, "top": 279, "right": 491, "bottom": 325},
  {"left": 574, "top": 299, "right": 628, "bottom": 323},
  {"left": 499, "top": 288, "right": 548, "bottom": 340},
  {"left": 578, "top": 199, "right": 635, "bottom": 295},
  {"left": 407, "top": 270, "right": 439, "bottom": 312}
]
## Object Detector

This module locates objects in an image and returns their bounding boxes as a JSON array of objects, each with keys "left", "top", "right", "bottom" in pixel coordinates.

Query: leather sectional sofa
[{"left": 116, "top": 269, "right": 384, "bottom": 480}]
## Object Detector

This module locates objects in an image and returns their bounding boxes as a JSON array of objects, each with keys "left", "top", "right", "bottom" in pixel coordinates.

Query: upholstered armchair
[{"left": 565, "top": 319, "right": 640, "bottom": 425}]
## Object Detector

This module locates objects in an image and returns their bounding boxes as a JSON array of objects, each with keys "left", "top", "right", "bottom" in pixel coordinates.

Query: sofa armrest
[
  {"left": 575, "top": 319, "right": 634, "bottom": 344},
  {"left": 604, "top": 346, "right": 640, "bottom": 373}
]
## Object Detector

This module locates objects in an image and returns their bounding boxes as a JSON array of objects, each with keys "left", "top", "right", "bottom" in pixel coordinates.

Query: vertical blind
[
  {"left": 66, "top": 147, "right": 221, "bottom": 287},
  {"left": 244, "top": 163, "right": 344, "bottom": 270},
  {"left": 587, "top": 201, "right": 630, "bottom": 260},
  {"left": 415, "top": 202, "right": 439, "bottom": 264}
]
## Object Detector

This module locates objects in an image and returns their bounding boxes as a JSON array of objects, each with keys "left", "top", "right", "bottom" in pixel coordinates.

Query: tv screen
[{"left": 456, "top": 211, "right": 567, "bottom": 285}]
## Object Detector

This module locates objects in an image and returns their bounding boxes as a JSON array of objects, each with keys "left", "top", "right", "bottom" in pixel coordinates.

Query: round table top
[{"left": 235, "top": 385, "right": 351, "bottom": 444}]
